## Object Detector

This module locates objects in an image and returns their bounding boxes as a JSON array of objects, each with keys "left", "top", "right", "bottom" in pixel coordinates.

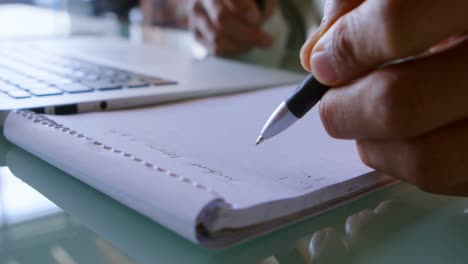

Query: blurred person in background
[
  {"left": 187, "top": 0, "right": 324, "bottom": 56},
  {"left": 137, "top": 0, "right": 324, "bottom": 69}
]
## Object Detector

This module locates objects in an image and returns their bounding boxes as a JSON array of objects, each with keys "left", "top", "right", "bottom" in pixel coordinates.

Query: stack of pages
[{"left": 4, "top": 85, "right": 392, "bottom": 248}]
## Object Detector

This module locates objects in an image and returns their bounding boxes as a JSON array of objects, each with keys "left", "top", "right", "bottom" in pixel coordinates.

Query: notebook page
[
  {"left": 33, "top": 86, "right": 383, "bottom": 204},
  {"left": 4, "top": 110, "right": 219, "bottom": 243},
  {"left": 4, "top": 84, "right": 392, "bottom": 246}
]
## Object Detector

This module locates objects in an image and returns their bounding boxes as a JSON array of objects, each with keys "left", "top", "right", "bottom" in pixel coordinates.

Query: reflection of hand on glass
[
  {"left": 301, "top": 0, "right": 468, "bottom": 196},
  {"left": 344, "top": 199, "right": 426, "bottom": 263},
  {"left": 188, "top": 0, "right": 276, "bottom": 56},
  {"left": 308, "top": 227, "right": 348, "bottom": 264},
  {"left": 305, "top": 200, "right": 407, "bottom": 264},
  {"left": 309, "top": 198, "right": 454, "bottom": 264}
]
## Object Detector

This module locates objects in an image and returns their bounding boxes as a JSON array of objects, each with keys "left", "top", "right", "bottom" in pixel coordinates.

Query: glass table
[{"left": 1, "top": 4, "right": 468, "bottom": 264}]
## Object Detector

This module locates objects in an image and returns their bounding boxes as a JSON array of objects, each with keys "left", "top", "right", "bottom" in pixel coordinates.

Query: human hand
[
  {"left": 300, "top": 0, "right": 468, "bottom": 196},
  {"left": 188, "top": 0, "right": 276, "bottom": 56}
]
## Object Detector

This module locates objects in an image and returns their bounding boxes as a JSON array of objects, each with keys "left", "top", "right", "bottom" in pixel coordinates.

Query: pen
[{"left": 256, "top": 74, "right": 330, "bottom": 145}]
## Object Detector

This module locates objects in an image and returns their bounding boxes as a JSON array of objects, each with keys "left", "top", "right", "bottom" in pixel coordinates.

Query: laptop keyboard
[{"left": 0, "top": 45, "right": 176, "bottom": 99}]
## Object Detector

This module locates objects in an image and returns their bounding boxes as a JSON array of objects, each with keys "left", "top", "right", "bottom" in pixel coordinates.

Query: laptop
[{"left": 0, "top": 37, "right": 303, "bottom": 120}]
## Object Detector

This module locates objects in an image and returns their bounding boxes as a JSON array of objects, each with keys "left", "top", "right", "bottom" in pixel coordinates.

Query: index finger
[
  {"left": 307, "top": 0, "right": 468, "bottom": 85},
  {"left": 300, "top": 0, "right": 365, "bottom": 71},
  {"left": 318, "top": 39, "right": 468, "bottom": 140}
]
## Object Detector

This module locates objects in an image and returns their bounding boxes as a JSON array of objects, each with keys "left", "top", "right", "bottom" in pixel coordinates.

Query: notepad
[{"left": 3, "top": 85, "right": 393, "bottom": 248}]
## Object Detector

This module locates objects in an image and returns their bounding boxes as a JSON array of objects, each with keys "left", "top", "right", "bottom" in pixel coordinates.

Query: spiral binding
[{"left": 14, "top": 109, "right": 223, "bottom": 199}]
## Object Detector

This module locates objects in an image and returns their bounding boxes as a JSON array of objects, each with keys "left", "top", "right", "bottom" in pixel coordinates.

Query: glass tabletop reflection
[{"left": 1, "top": 133, "right": 468, "bottom": 264}]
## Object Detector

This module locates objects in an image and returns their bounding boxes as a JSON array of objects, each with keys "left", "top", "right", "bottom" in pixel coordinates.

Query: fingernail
[
  {"left": 309, "top": 22, "right": 326, "bottom": 44},
  {"left": 300, "top": 23, "right": 326, "bottom": 71},
  {"left": 310, "top": 49, "right": 338, "bottom": 84},
  {"left": 302, "top": 27, "right": 321, "bottom": 50}
]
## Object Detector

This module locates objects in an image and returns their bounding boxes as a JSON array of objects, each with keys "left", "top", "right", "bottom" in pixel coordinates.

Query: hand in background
[
  {"left": 188, "top": 0, "right": 277, "bottom": 56},
  {"left": 300, "top": 0, "right": 468, "bottom": 196}
]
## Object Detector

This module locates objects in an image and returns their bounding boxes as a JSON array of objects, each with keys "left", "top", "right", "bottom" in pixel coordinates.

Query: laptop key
[
  {"left": 19, "top": 82, "right": 51, "bottom": 90},
  {"left": 0, "top": 83, "right": 22, "bottom": 92},
  {"left": 58, "top": 83, "right": 93, "bottom": 93},
  {"left": 114, "top": 73, "right": 131, "bottom": 81},
  {"left": 81, "top": 74, "right": 100, "bottom": 81},
  {"left": 50, "top": 77, "right": 74, "bottom": 85},
  {"left": 29, "top": 87, "right": 63, "bottom": 96},
  {"left": 103, "top": 69, "right": 118, "bottom": 76},
  {"left": 86, "top": 81, "right": 122, "bottom": 91},
  {"left": 126, "top": 79, "right": 150, "bottom": 88},
  {"left": 7, "top": 90, "right": 31, "bottom": 99},
  {"left": 70, "top": 70, "right": 86, "bottom": 78},
  {"left": 38, "top": 73, "right": 64, "bottom": 82},
  {"left": 148, "top": 78, "right": 177, "bottom": 86},
  {"left": 7, "top": 77, "right": 38, "bottom": 86},
  {"left": 11, "top": 80, "right": 40, "bottom": 87}
]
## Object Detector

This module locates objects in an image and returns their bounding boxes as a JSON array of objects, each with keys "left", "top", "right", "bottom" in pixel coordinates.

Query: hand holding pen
[{"left": 259, "top": 0, "right": 468, "bottom": 196}]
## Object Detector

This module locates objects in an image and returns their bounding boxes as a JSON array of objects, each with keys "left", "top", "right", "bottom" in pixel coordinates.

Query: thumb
[
  {"left": 309, "top": 0, "right": 468, "bottom": 85},
  {"left": 300, "top": 0, "right": 364, "bottom": 71}
]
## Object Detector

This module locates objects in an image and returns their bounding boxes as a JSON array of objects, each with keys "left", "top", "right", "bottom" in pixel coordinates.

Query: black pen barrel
[{"left": 286, "top": 74, "right": 329, "bottom": 118}]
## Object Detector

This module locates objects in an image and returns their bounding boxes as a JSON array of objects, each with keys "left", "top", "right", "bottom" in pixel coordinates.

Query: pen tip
[{"left": 256, "top": 136, "right": 264, "bottom": 146}]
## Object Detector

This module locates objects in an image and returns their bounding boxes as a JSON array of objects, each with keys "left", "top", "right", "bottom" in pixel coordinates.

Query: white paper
[
  {"left": 4, "top": 85, "right": 392, "bottom": 247},
  {"left": 4, "top": 110, "right": 217, "bottom": 244}
]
